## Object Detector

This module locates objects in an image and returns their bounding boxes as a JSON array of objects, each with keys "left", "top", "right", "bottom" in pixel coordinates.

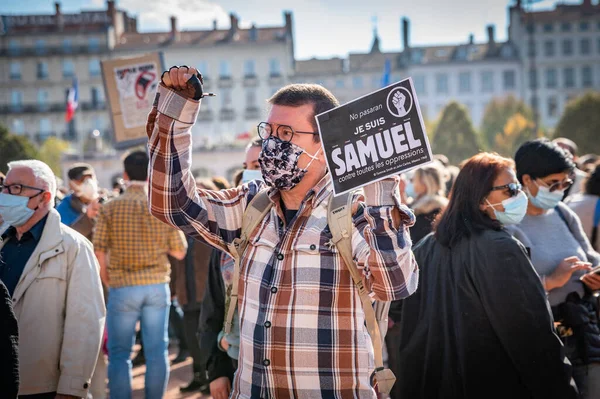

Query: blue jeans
[{"left": 107, "top": 283, "right": 170, "bottom": 399}]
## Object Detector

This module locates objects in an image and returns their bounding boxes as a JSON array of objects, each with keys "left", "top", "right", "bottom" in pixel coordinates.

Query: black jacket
[
  {"left": 391, "top": 229, "right": 578, "bottom": 399},
  {"left": 0, "top": 280, "right": 19, "bottom": 398},
  {"left": 198, "top": 249, "right": 235, "bottom": 383}
]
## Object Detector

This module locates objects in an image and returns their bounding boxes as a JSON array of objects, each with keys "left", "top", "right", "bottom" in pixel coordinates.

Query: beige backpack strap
[
  {"left": 224, "top": 190, "right": 272, "bottom": 334},
  {"left": 327, "top": 192, "right": 396, "bottom": 395}
]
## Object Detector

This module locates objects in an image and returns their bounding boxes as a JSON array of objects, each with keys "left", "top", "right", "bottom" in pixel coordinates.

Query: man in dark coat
[{"left": 0, "top": 279, "right": 19, "bottom": 398}]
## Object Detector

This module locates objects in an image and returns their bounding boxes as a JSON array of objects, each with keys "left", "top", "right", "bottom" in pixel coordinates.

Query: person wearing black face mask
[{"left": 146, "top": 66, "right": 419, "bottom": 398}]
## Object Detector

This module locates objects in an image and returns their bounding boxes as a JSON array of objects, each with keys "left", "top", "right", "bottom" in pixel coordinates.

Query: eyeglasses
[
  {"left": 491, "top": 182, "right": 522, "bottom": 198},
  {"left": 0, "top": 183, "right": 45, "bottom": 196},
  {"left": 537, "top": 178, "right": 573, "bottom": 193},
  {"left": 257, "top": 122, "right": 319, "bottom": 143}
]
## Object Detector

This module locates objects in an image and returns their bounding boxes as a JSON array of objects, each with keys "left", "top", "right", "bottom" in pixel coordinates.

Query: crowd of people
[{"left": 1, "top": 65, "right": 600, "bottom": 399}]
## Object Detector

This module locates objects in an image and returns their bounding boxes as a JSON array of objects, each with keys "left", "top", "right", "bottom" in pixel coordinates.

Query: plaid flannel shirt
[{"left": 147, "top": 84, "right": 419, "bottom": 398}]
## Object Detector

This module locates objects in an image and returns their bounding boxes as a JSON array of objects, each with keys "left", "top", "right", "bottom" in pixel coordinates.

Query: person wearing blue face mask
[
  {"left": 508, "top": 139, "right": 600, "bottom": 399},
  {"left": 0, "top": 160, "right": 105, "bottom": 399}
]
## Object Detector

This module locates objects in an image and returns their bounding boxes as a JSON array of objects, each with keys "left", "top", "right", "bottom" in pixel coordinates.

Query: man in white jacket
[{"left": 0, "top": 160, "right": 106, "bottom": 399}]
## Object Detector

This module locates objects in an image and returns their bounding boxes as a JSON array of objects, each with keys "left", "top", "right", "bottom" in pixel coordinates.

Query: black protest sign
[{"left": 316, "top": 77, "right": 433, "bottom": 195}]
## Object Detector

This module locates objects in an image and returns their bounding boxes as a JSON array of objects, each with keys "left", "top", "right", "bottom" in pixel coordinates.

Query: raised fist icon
[{"left": 392, "top": 91, "right": 407, "bottom": 116}]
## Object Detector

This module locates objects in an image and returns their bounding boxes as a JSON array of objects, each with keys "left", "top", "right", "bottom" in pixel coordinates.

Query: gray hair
[{"left": 7, "top": 160, "right": 57, "bottom": 206}]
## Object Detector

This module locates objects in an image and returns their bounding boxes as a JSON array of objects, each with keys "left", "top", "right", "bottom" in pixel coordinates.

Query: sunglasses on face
[
  {"left": 490, "top": 182, "right": 522, "bottom": 198},
  {"left": 537, "top": 178, "right": 573, "bottom": 193}
]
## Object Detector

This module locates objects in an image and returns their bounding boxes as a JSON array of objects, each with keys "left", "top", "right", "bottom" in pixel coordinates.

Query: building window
[
  {"left": 580, "top": 21, "right": 589, "bottom": 31},
  {"left": 269, "top": 59, "right": 281, "bottom": 77},
  {"left": 37, "top": 62, "right": 49, "bottom": 80},
  {"left": 527, "top": 41, "right": 536, "bottom": 57},
  {"left": 503, "top": 70, "right": 516, "bottom": 90},
  {"left": 545, "top": 68, "right": 557, "bottom": 88},
  {"left": 458, "top": 72, "right": 471, "bottom": 93},
  {"left": 11, "top": 90, "right": 23, "bottom": 109},
  {"left": 37, "top": 89, "right": 49, "bottom": 111},
  {"left": 12, "top": 119, "right": 24, "bottom": 135},
  {"left": 39, "top": 118, "right": 51, "bottom": 135},
  {"left": 62, "top": 39, "right": 72, "bottom": 53},
  {"left": 547, "top": 97, "right": 558, "bottom": 118},
  {"left": 481, "top": 71, "right": 494, "bottom": 93},
  {"left": 91, "top": 87, "right": 100, "bottom": 108},
  {"left": 435, "top": 73, "right": 449, "bottom": 94},
  {"left": 561, "top": 22, "right": 571, "bottom": 32},
  {"left": 246, "top": 89, "right": 256, "bottom": 107},
  {"left": 221, "top": 88, "right": 232, "bottom": 108},
  {"left": 10, "top": 62, "right": 21, "bottom": 80},
  {"left": 413, "top": 75, "right": 426, "bottom": 95},
  {"left": 598, "top": 38, "right": 600, "bottom": 54},
  {"left": 526, "top": 23, "right": 535, "bottom": 33},
  {"left": 89, "top": 59, "right": 101, "bottom": 77},
  {"left": 219, "top": 61, "right": 231, "bottom": 78},
  {"left": 35, "top": 39, "right": 46, "bottom": 55},
  {"left": 582, "top": 66, "right": 593, "bottom": 87},
  {"left": 88, "top": 38, "right": 100, "bottom": 52},
  {"left": 63, "top": 60, "right": 74, "bottom": 78},
  {"left": 336, "top": 79, "right": 345, "bottom": 89},
  {"left": 411, "top": 49, "right": 424, "bottom": 64},
  {"left": 543, "top": 23, "right": 553, "bottom": 32},
  {"left": 8, "top": 39, "right": 19, "bottom": 56},
  {"left": 528, "top": 69, "right": 537, "bottom": 89},
  {"left": 244, "top": 60, "right": 255, "bottom": 77},
  {"left": 530, "top": 96, "right": 539, "bottom": 112},
  {"left": 563, "top": 68, "right": 575, "bottom": 88},
  {"left": 544, "top": 40, "right": 555, "bottom": 57},
  {"left": 352, "top": 76, "right": 364, "bottom": 89},
  {"left": 580, "top": 38, "right": 591, "bottom": 55},
  {"left": 562, "top": 39, "right": 573, "bottom": 55}
]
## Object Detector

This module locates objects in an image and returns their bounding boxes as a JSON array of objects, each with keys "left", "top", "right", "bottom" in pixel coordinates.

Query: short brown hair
[{"left": 268, "top": 84, "right": 339, "bottom": 140}]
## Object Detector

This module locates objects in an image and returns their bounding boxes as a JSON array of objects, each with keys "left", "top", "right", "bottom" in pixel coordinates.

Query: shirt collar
[{"left": 1, "top": 215, "right": 48, "bottom": 242}]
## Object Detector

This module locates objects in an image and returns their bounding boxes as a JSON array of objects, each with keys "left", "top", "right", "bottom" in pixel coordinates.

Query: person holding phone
[{"left": 509, "top": 139, "right": 600, "bottom": 399}]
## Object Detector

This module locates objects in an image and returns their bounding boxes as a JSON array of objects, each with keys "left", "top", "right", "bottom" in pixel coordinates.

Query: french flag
[{"left": 65, "top": 77, "right": 78, "bottom": 122}]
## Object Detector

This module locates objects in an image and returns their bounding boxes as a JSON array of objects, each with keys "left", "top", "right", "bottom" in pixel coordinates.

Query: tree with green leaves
[
  {"left": 38, "top": 136, "right": 71, "bottom": 176},
  {"left": 554, "top": 92, "right": 600, "bottom": 155},
  {"left": 481, "top": 96, "right": 534, "bottom": 150},
  {"left": 493, "top": 113, "right": 541, "bottom": 157},
  {"left": 432, "top": 102, "right": 482, "bottom": 165},
  {"left": 0, "top": 124, "right": 39, "bottom": 174}
]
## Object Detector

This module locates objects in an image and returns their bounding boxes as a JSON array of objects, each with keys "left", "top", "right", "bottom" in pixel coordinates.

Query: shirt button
[
  {"left": 263, "top": 359, "right": 270, "bottom": 366},
  {"left": 270, "top": 286, "right": 278, "bottom": 294},
  {"left": 264, "top": 321, "right": 272, "bottom": 328},
  {"left": 279, "top": 220, "right": 284, "bottom": 227},
  {"left": 277, "top": 253, "right": 284, "bottom": 260},
  {"left": 310, "top": 244, "right": 316, "bottom": 250}
]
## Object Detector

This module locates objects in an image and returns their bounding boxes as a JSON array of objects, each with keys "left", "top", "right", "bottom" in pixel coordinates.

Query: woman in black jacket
[
  {"left": 1, "top": 279, "right": 19, "bottom": 398},
  {"left": 392, "top": 152, "right": 578, "bottom": 399}
]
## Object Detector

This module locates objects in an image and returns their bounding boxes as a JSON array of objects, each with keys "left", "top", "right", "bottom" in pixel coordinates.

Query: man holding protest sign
[{"left": 146, "top": 65, "right": 419, "bottom": 398}]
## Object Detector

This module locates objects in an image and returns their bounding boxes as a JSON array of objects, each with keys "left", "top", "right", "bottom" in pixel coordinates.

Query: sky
[{"left": 0, "top": 0, "right": 585, "bottom": 60}]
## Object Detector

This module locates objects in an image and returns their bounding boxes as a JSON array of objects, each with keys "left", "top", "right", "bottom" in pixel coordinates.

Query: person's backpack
[{"left": 224, "top": 190, "right": 396, "bottom": 394}]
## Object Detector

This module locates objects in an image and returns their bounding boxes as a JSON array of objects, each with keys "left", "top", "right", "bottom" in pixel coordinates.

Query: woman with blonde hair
[{"left": 406, "top": 163, "right": 449, "bottom": 243}]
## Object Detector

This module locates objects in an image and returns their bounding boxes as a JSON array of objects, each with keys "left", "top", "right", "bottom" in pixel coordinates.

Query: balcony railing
[
  {"left": 218, "top": 76, "right": 234, "bottom": 88},
  {"left": 0, "top": 102, "right": 106, "bottom": 114},
  {"left": 198, "top": 110, "right": 214, "bottom": 122},
  {"left": 1, "top": 45, "right": 109, "bottom": 57},
  {"left": 244, "top": 107, "right": 261, "bottom": 120},
  {"left": 243, "top": 75, "right": 259, "bottom": 87},
  {"left": 219, "top": 109, "right": 236, "bottom": 121}
]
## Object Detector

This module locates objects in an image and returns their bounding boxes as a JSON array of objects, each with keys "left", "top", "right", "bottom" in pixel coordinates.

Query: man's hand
[
  {"left": 546, "top": 256, "right": 592, "bottom": 291},
  {"left": 86, "top": 199, "right": 101, "bottom": 219},
  {"left": 55, "top": 394, "right": 79, "bottom": 399},
  {"left": 581, "top": 271, "right": 600, "bottom": 291},
  {"left": 161, "top": 66, "right": 202, "bottom": 100},
  {"left": 210, "top": 376, "right": 232, "bottom": 399}
]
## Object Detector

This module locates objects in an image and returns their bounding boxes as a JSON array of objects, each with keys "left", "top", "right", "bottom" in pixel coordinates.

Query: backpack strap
[
  {"left": 327, "top": 193, "right": 396, "bottom": 395},
  {"left": 224, "top": 190, "right": 273, "bottom": 334}
]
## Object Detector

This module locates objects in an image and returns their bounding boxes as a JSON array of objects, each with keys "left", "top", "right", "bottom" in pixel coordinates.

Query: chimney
[
  {"left": 468, "top": 34, "right": 474, "bottom": 45},
  {"left": 487, "top": 25, "right": 495, "bottom": 45},
  {"left": 582, "top": 0, "right": 592, "bottom": 12},
  {"left": 170, "top": 16, "right": 179, "bottom": 41},
  {"left": 213, "top": 19, "right": 217, "bottom": 30},
  {"left": 284, "top": 11, "right": 293, "bottom": 37},
  {"left": 516, "top": 0, "right": 522, "bottom": 9},
  {"left": 107, "top": 0, "right": 117, "bottom": 24},
  {"left": 230, "top": 13, "right": 238, "bottom": 32},
  {"left": 402, "top": 17, "right": 410, "bottom": 50},
  {"left": 55, "top": 2, "right": 63, "bottom": 30},
  {"left": 249, "top": 23, "right": 258, "bottom": 41}
]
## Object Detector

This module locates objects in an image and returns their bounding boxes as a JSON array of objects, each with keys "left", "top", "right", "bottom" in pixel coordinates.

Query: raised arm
[
  {"left": 352, "top": 177, "right": 419, "bottom": 302},
  {"left": 146, "top": 67, "right": 262, "bottom": 253}
]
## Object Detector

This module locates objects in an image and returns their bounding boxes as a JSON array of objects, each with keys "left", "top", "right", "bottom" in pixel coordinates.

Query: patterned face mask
[{"left": 258, "top": 136, "right": 321, "bottom": 191}]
